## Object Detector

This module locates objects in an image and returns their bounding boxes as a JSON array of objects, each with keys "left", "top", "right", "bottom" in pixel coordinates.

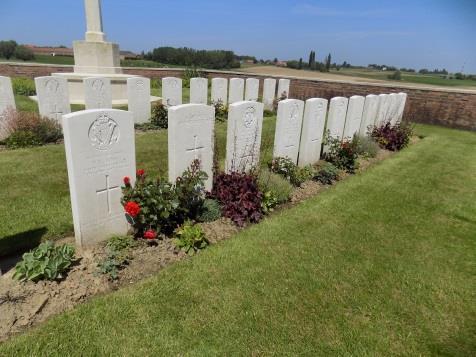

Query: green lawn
[
  {"left": 0, "top": 55, "right": 75, "bottom": 66},
  {"left": 0, "top": 124, "right": 474, "bottom": 355}
]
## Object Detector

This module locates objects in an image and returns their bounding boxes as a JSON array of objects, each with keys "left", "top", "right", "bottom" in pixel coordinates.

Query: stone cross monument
[{"left": 73, "top": 0, "right": 122, "bottom": 74}]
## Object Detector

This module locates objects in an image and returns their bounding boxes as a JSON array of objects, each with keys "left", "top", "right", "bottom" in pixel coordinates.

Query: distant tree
[
  {"left": 14, "top": 45, "right": 35, "bottom": 61},
  {"left": 388, "top": 70, "right": 402, "bottom": 80},
  {"left": 308, "top": 51, "right": 313, "bottom": 68},
  {"left": 325, "top": 53, "right": 331, "bottom": 72},
  {"left": 419, "top": 68, "right": 429, "bottom": 74},
  {"left": 0, "top": 40, "right": 18, "bottom": 59},
  {"left": 298, "top": 58, "right": 303, "bottom": 70},
  {"left": 273, "top": 57, "right": 278, "bottom": 64},
  {"left": 454, "top": 72, "right": 465, "bottom": 80}
]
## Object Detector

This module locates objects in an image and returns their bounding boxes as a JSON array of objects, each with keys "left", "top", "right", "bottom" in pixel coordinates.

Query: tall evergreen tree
[
  {"left": 325, "top": 53, "right": 331, "bottom": 72},
  {"left": 298, "top": 58, "right": 303, "bottom": 70}
]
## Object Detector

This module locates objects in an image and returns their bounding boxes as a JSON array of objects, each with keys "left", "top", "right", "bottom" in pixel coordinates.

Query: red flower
[
  {"left": 124, "top": 201, "right": 141, "bottom": 217},
  {"left": 136, "top": 169, "right": 145, "bottom": 177},
  {"left": 144, "top": 230, "right": 157, "bottom": 240},
  {"left": 123, "top": 176, "right": 131, "bottom": 185}
]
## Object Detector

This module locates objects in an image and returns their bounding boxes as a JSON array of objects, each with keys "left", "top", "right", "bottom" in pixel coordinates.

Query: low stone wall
[{"left": 1, "top": 62, "right": 475, "bottom": 130}]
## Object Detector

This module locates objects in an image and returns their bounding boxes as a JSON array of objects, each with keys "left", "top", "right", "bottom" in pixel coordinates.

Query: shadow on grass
[{"left": 0, "top": 227, "right": 48, "bottom": 259}]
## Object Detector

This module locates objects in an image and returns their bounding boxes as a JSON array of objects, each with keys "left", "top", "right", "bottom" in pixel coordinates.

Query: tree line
[
  {"left": 0, "top": 40, "right": 35, "bottom": 61},
  {"left": 144, "top": 47, "right": 241, "bottom": 70}
]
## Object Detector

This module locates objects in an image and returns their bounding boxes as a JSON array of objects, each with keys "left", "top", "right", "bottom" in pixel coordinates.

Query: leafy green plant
[
  {"left": 263, "top": 109, "right": 275, "bottom": 117},
  {"left": 182, "top": 67, "right": 206, "bottom": 88},
  {"left": 12, "top": 77, "right": 36, "bottom": 96},
  {"left": 106, "top": 235, "right": 136, "bottom": 251},
  {"left": 258, "top": 170, "right": 293, "bottom": 204},
  {"left": 353, "top": 135, "right": 380, "bottom": 158},
  {"left": 175, "top": 159, "right": 208, "bottom": 220},
  {"left": 150, "top": 102, "right": 168, "bottom": 129},
  {"left": 174, "top": 221, "right": 209, "bottom": 255},
  {"left": 314, "top": 162, "right": 340, "bottom": 185},
  {"left": 324, "top": 136, "right": 359, "bottom": 173},
  {"left": 13, "top": 242, "right": 76, "bottom": 282},
  {"left": 261, "top": 190, "right": 279, "bottom": 214},
  {"left": 97, "top": 235, "right": 135, "bottom": 281},
  {"left": 2, "top": 109, "right": 62, "bottom": 149},
  {"left": 269, "top": 157, "right": 314, "bottom": 187},
  {"left": 212, "top": 100, "right": 228, "bottom": 122},
  {"left": 198, "top": 199, "right": 222, "bottom": 222}
]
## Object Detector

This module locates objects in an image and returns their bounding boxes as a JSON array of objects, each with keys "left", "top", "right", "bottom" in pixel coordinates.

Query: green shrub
[
  {"left": 313, "top": 162, "right": 340, "bottom": 185},
  {"left": 150, "top": 102, "right": 168, "bottom": 129},
  {"left": 388, "top": 70, "right": 402, "bottom": 80},
  {"left": 97, "top": 235, "right": 135, "bottom": 280},
  {"left": 324, "top": 136, "right": 359, "bottom": 173},
  {"left": 263, "top": 109, "right": 275, "bottom": 117},
  {"left": 12, "top": 77, "right": 36, "bottom": 96},
  {"left": 13, "top": 242, "right": 76, "bottom": 282},
  {"left": 14, "top": 45, "right": 35, "bottom": 61},
  {"left": 269, "top": 157, "right": 314, "bottom": 187},
  {"left": 174, "top": 221, "right": 209, "bottom": 255},
  {"left": 198, "top": 199, "right": 222, "bottom": 222},
  {"left": 212, "top": 100, "right": 228, "bottom": 122},
  {"left": 122, "top": 160, "right": 208, "bottom": 237},
  {"left": 258, "top": 171, "right": 293, "bottom": 204},
  {"left": 353, "top": 135, "right": 380, "bottom": 158},
  {"left": 261, "top": 190, "right": 279, "bottom": 214},
  {"left": 106, "top": 235, "right": 136, "bottom": 251},
  {"left": 3, "top": 109, "right": 62, "bottom": 149},
  {"left": 371, "top": 122, "right": 413, "bottom": 151},
  {"left": 182, "top": 67, "right": 206, "bottom": 88}
]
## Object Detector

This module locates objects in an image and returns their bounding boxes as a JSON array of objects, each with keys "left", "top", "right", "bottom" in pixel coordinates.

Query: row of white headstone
[
  {"left": 162, "top": 76, "right": 291, "bottom": 111},
  {"left": 61, "top": 91, "right": 406, "bottom": 248}
]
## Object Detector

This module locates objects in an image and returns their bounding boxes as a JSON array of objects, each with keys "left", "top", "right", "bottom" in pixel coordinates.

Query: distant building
[{"left": 120, "top": 51, "right": 140, "bottom": 60}]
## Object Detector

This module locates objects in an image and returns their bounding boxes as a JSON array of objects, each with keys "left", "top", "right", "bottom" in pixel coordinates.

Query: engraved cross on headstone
[
  {"left": 96, "top": 175, "right": 120, "bottom": 214},
  {"left": 51, "top": 103, "right": 63, "bottom": 122},
  {"left": 186, "top": 135, "right": 205, "bottom": 160}
]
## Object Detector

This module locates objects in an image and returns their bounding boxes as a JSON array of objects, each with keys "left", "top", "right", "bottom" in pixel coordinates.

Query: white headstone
[
  {"left": 298, "top": 98, "right": 328, "bottom": 167},
  {"left": 359, "top": 94, "right": 380, "bottom": 135},
  {"left": 376, "top": 94, "right": 391, "bottom": 126},
  {"left": 127, "top": 77, "right": 151, "bottom": 124},
  {"left": 168, "top": 104, "right": 215, "bottom": 190},
  {"left": 323, "top": 97, "right": 348, "bottom": 154},
  {"left": 262, "top": 78, "right": 276, "bottom": 111},
  {"left": 396, "top": 92, "right": 408, "bottom": 124},
  {"left": 0, "top": 76, "right": 16, "bottom": 141},
  {"left": 277, "top": 78, "right": 291, "bottom": 99},
  {"left": 162, "top": 77, "right": 182, "bottom": 107},
  {"left": 388, "top": 93, "right": 400, "bottom": 125},
  {"left": 244, "top": 78, "right": 259, "bottom": 102},
  {"left": 190, "top": 77, "right": 208, "bottom": 105},
  {"left": 211, "top": 78, "right": 228, "bottom": 106},
  {"left": 228, "top": 78, "right": 244, "bottom": 104},
  {"left": 35, "top": 76, "right": 71, "bottom": 122},
  {"left": 84, "top": 77, "right": 112, "bottom": 110},
  {"left": 62, "top": 109, "right": 136, "bottom": 247},
  {"left": 226, "top": 101, "right": 264, "bottom": 173},
  {"left": 343, "top": 95, "right": 365, "bottom": 139},
  {"left": 273, "top": 99, "right": 305, "bottom": 164}
]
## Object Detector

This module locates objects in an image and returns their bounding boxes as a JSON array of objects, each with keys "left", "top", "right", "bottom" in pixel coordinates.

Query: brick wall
[{"left": 1, "top": 62, "right": 475, "bottom": 131}]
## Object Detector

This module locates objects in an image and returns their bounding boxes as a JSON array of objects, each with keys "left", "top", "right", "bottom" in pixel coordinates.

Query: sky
[{"left": 0, "top": 0, "right": 475, "bottom": 73}]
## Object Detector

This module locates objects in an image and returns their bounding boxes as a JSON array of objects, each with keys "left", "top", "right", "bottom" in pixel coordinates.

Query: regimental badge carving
[
  {"left": 91, "top": 79, "right": 105, "bottom": 95},
  {"left": 244, "top": 106, "right": 256, "bottom": 128},
  {"left": 169, "top": 79, "right": 179, "bottom": 88},
  {"left": 290, "top": 103, "right": 300, "bottom": 121},
  {"left": 45, "top": 78, "right": 60, "bottom": 93},
  {"left": 89, "top": 113, "right": 120, "bottom": 150},
  {"left": 136, "top": 80, "right": 145, "bottom": 91}
]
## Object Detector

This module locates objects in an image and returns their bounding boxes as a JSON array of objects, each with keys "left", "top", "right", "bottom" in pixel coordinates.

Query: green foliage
[
  {"left": 14, "top": 45, "right": 35, "bottom": 61},
  {"left": 269, "top": 157, "right": 314, "bottom": 187},
  {"left": 263, "top": 109, "right": 275, "bottom": 117},
  {"left": 198, "top": 199, "right": 222, "bottom": 222},
  {"left": 388, "top": 70, "right": 402, "bottom": 80},
  {"left": 258, "top": 171, "right": 293, "bottom": 204},
  {"left": 13, "top": 242, "right": 76, "bottom": 282},
  {"left": 261, "top": 190, "right": 279, "bottom": 214},
  {"left": 353, "top": 135, "right": 380, "bottom": 158},
  {"left": 145, "top": 46, "right": 240, "bottom": 70},
  {"left": 182, "top": 67, "right": 206, "bottom": 88},
  {"left": 150, "top": 102, "right": 168, "bottom": 129},
  {"left": 97, "top": 235, "right": 135, "bottom": 281},
  {"left": 2, "top": 110, "right": 62, "bottom": 149},
  {"left": 371, "top": 122, "right": 414, "bottom": 151},
  {"left": 212, "top": 100, "right": 228, "bottom": 122},
  {"left": 122, "top": 160, "right": 207, "bottom": 237},
  {"left": 324, "top": 136, "right": 359, "bottom": 173},
  {"left": 0, "top": 40, "right": 17, "bottom": 59},
  {"left": 174, "top": 221, "right": 209, "bottom": 255},
  {"left": 313, "top": 162, "right": 340, "bottom": 185},
  {"left": 12, "top": 77, "right": 36, "bottom": 96}
]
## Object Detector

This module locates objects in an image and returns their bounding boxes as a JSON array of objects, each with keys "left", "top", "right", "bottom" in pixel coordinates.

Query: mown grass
[
  {"left": 0, "top": 124, "right": 474, "bottom": 355},
  {"left": 0, "top": 55, "right": 75, "bottom": 66}
]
